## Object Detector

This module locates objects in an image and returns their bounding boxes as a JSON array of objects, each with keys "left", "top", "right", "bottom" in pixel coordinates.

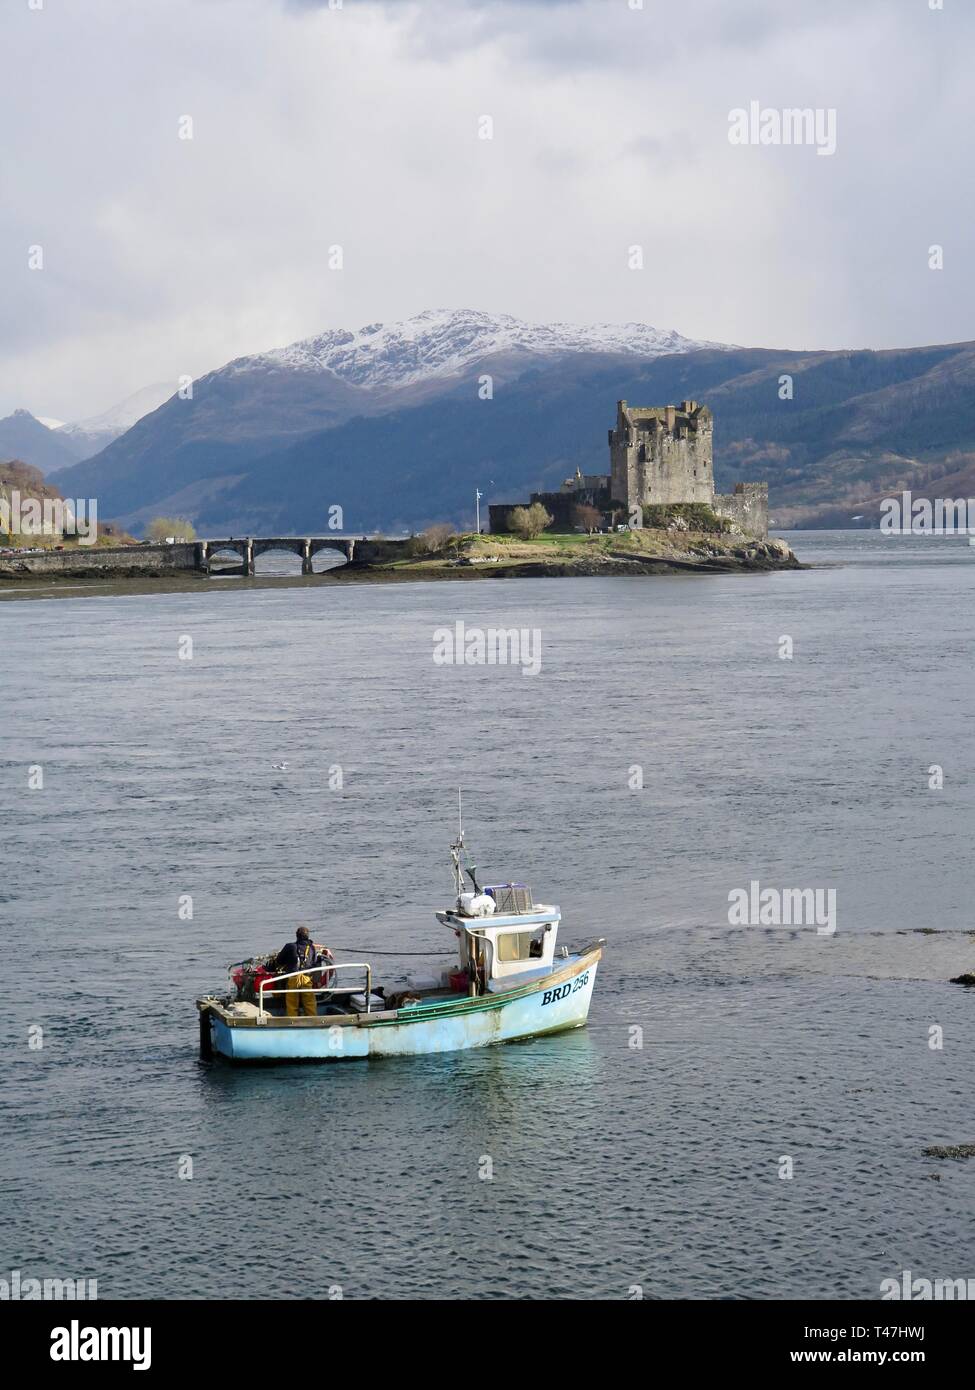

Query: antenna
[
  {"left": 450, "top": 788, "right": 464, "bottom": 897},
  {"left": 449, "top": 788, "right": 479, "bottom": 895}
]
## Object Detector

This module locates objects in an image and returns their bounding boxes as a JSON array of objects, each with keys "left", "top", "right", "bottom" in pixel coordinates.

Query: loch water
[{"left": 1, "top": 531, "right": 973, "bottom": 1299}]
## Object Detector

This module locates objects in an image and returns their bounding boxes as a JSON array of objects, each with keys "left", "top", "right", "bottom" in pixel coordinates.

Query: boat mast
[
  {"left": 450, "top": 787, "right": 464, "bottom": 897},
  {"left": 450, "top": 788, "right": 481, "bottom": 895},
  {"left": 450, "top": 788, "right": 483, "bottom": 994}
]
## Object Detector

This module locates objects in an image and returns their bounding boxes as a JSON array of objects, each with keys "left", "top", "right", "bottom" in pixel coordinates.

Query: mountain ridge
[
  {"left": 248, "top": 307, "right": 722, "bottom": 387},
  {"left": 39, "top": 311, "right": 975, "bottom": 532}
]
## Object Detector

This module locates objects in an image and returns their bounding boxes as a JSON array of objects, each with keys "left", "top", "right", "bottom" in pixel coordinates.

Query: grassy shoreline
[
  {"left": 0, "top": 529, "right": 802, "bottom": 599},
  {"left": 348, "top": 527, "right": 802, "bottom": 579}
]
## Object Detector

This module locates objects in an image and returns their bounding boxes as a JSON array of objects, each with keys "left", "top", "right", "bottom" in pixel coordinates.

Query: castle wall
[
  {"left": 489, "top": 486, "right": 610, "bottom": 533},
  {"left": 609, "top": 400, "right": 714, "bottom": 510},
  {"left": 609, "top": 427, "right": 634, "bottom": 509},
  {"left": 713, "top": 483, "right": 769, "bottom": 538},
  {"left": 638, "top": 427, "right": 713, "bottom": 505},
  {"left": 489, "top": 504, "right": 522, "bottom": 534}
]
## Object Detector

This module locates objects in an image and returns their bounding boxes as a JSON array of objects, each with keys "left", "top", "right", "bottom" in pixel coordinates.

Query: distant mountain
[
  {"left": 49, "top": 309, "right": 720, "bottom": 528},
  {"left": 0, "top": 410, "right": 87, "bottom": 474},
  {"left": 0, "top": 384, "right": 179, "bottom": 476},
  {"left": 56, "top": 382, "right": 177, "bottom": 456},
  {"left": 253, "top": 307, "right": 717, "bottom": 387},
  {"left": 47, "top": 310, "right": 975, "bottom": 532},
  {"left": 174, "top": 342, "right": 975, "bottom": 534}
]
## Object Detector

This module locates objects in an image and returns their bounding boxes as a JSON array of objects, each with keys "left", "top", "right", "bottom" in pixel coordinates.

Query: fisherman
[{"left": 275, "top": 926, "right": 320, "bottom": 1018}]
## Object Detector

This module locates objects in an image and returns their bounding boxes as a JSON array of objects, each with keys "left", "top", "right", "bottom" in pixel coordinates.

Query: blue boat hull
[{"left": 204, "top": 951, "right": 600, "bottom": 1063}]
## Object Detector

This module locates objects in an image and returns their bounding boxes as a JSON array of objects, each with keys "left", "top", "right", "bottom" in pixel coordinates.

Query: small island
[
  {"left": 329, "top": 519, "right": 798, "bottom": 582},
  {"left": 1, "top": 398, "right": 800, "bottom": 588},
  {"left": 345, "top": 397, "right": 797, "bottom": 580}
]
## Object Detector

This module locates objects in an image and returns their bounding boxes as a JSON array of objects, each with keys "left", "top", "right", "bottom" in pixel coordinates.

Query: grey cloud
[{"left": 1, "top": 0, "right": 972, "bottom": 421}]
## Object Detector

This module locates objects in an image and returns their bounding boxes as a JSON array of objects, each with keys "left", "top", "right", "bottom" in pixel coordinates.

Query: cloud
[{"left": 1, "top": 0, "right": 972, "bottom": 420}]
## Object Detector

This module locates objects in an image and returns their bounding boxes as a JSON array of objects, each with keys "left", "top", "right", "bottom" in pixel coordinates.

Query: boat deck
[
  {"left": 198, "top": 942, "right": 604, "bottom": 1061},
  {"left": 200, "top": 947, "right": 600, "bottom": 1031}
]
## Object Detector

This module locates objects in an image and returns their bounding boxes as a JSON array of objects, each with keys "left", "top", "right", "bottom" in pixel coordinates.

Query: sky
[{"left": 1, "top": 0, "right": 972, "bottom": 421}]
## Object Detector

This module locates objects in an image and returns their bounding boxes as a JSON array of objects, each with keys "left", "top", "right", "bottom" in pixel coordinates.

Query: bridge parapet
[
  {"left": 0, "top": 542, "right": 202, "bottom": 576},
  {"left": 0, "top": 535, "right": 411, "bottom": 580}
]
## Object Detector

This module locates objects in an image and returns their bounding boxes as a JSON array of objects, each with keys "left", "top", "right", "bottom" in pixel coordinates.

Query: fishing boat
[{"left": 197, "top": 813, "right": 603, "bottom": 1063}]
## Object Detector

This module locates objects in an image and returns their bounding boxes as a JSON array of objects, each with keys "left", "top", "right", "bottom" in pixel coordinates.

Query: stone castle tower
[
  {"left": 489, "top": 397, "right": 768, "bottom": 538},
  {"left": 608, "top": 398, "right": 768, "bottom": 537},
  {"left": 609, "top": 400, "right": 714, "bottom": 509}
]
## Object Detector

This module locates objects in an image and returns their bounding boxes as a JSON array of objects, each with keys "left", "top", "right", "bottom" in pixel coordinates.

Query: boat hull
[{"left": 204, "top": 950, "right": 600, "bottom": 1063}]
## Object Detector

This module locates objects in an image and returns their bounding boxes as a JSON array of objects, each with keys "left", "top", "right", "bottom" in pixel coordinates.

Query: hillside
[
  {"left": 55, "top": 382, "right": 177, "bottom": 457},
  {"left": 47, "top": 311, "right": 975, "bottom": 533},
  {"left": 0, "top": 459, "right": 70, "bottom": 548},
  {"left": 47, "top": 310, "right": 720, "bottom": 529}
]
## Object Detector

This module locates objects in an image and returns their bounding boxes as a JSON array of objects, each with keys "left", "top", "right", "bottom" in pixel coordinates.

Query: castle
[
  {"left": 611, "top": 399, "right": 714, "bottom": 507},
  {"left": 610, "top": 399, "right": 768, "bottom": 535},
  {"left": 490, "top": 399, "right": 768, "bottom": 538}
]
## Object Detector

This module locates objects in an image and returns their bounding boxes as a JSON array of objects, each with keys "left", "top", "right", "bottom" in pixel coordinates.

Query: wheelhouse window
[{"left": 497, "top": 928, "right": 536, "bottom": 961}]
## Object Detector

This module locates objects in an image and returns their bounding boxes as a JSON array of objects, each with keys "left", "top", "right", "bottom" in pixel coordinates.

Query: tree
[
  {"left": 146, "top": 516, "right": 196, "bottom": 542},
  {"left": 573, "top": 503, "right": 602, "bottom": 535},
  {"left": 509, "top": 502, "right": 553, "bottom": 540},
  {"left": 421, "top": 523, "right": 456, "bottom": 553}
]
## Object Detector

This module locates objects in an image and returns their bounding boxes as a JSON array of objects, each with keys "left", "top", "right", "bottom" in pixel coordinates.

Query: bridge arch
[
  {"left": 198, "top": 535, "right": 355, "bottom": 576},
  {"left": 200, "top": 539, "right": 248, "bottom": 574},
  {"left": 308, "top": 538, "right": 353, "bottom": 573},
  {"left": 250, "top": 538, "right": 307, "bottom": 576}
]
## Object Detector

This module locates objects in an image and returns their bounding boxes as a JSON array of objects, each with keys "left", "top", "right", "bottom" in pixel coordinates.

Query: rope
[{"left": 327, "top": 947, "right": 450, "bottom": 956}]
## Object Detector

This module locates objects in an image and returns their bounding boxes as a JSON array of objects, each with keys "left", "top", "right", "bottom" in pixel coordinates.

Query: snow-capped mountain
[
  {"left": 57, "top": 381, "right": 178, "bottom": 454},
  {"left": 1, "top": 384, "right": 181, "bottom": 474},
  {"left": 42, "top": 311, "right": 975, "bottom": 537},
  {"left": 252, "top": 308, "right": 722, "bottom": 388},
  {"left": 50, "top": 307, "right": 729, "bottom": 527}
]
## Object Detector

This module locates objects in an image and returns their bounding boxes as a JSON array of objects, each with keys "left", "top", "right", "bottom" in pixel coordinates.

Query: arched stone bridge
[{"left": 198, "top": 535, "right": 357, "bottom": 575}]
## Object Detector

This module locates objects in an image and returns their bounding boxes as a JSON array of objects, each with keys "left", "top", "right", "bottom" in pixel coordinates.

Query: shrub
[
  {"left": 509, "top": 502, "right": 553, "bottom": 539},
  {"left": 573, "top": 503, "right": 602, "bottom": 534},
  {"left": 420, "top": 523, "right": 457, "bottom": 554},
  {"left": 146, "top": 516, "right": 196, "bottom": 542},
  {"left": 641, "top": 503, "right": 730, "bottom": 534}
]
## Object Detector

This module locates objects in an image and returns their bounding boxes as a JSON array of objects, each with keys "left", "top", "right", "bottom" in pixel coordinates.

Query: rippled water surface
[{"left": 1, "top": 531, "right": 973, "bottom": 1299}]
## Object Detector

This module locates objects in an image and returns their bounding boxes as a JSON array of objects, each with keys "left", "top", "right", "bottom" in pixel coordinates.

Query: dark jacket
[{"left": 276, "top": 939, "right": 316, "bottom": 974}]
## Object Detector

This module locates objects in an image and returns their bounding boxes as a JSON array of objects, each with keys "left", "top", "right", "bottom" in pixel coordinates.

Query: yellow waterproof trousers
[{"left": 285, "top": 973, "right": 317, "bottom": 1018}]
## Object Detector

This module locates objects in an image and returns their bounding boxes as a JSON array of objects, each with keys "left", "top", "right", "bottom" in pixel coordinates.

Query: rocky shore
[
  {"left": 0, "top": 530, "right": 802, "bottom": 594},
  {"left": 333, "top": 531, "right": 802, "bottom": 581}
]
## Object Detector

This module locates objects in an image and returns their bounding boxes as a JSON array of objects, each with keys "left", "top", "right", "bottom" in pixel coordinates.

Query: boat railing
[{"left": 257, "top": 961, "right": 373, "bottom": 1015}]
